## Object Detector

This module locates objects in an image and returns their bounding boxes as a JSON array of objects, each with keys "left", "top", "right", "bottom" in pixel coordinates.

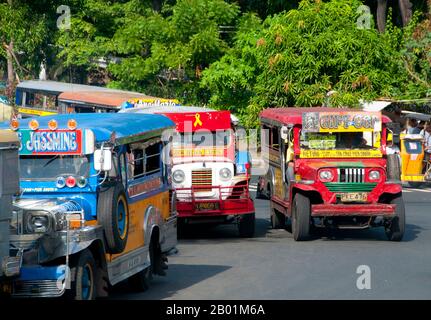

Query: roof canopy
[
  {"left": 16, "top": 80, "right": 142, "bottom": 96},
  {"left": 1, "top": 113, "right": 175, "bottom": 144},
  {"left": 58, "top": 91, "right": 155, "bottom": 108},
  {"left": 260, "top": 107, "right": 391, "bottom": 125},
  {"left": 122, "top": 106, "right": 231, "bottom": 132}
]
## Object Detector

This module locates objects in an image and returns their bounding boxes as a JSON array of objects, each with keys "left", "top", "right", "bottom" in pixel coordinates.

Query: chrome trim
[
  {"left": 107, "top": 245, "right": 150, "bottom": 286},
  {"left": 12, "top": 280, "right": 66, "bottom": 298}
]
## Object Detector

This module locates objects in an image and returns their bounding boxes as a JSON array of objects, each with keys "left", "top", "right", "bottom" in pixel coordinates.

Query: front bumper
[
  {"left": 11, "top": 265, "right": 67, "bottom": 298},
  {"left": 177, "top": 198, "right": 254, "bottom": 218},
  {"left": 311, "top": 204, "right": 396, "bottom": 217}
]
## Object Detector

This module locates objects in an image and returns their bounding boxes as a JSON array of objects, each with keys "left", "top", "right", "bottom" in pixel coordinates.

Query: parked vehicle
[
  {"left": 259, "top": 107, "right": 405, "bottom": 241},
  {"left": 1, "top": 113, "right": 177, "bottom": 299},
  {"left": 0, "top": 130, "right": 21, "bottom": 296},
  {"left": 120, "top": 105, "right": 255, "bottom": 237},
  {"left": 14, "top": 80, "right": 177, "bottom": 117}
]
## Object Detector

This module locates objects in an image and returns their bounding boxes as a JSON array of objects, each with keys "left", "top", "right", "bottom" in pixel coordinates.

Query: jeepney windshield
[
  {"left": 172, "top": 130, "right": 232, "bottom": 148},
  {"left": 300, "top": 131, "right": 380, "bottom": 150},
  {"left": 20, "top": 155, "right": 90, "bottom": 180}
]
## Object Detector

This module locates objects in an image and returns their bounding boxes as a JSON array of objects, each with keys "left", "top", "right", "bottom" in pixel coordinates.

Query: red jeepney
[
  {"left": 121, "top": 106, "right": 255, "bottom": 237},
  {"left": 259, "top": 107, "right": 405, "bottom": 241}
]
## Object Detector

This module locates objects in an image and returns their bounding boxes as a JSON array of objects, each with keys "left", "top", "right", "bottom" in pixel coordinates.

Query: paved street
[{"left": 112, "top": 184, "right": 431, "bottom": 300}]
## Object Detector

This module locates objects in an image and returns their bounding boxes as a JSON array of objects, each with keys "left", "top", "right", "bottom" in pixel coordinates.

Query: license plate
[
  {"left": 340, "top": 192, "right": 368, "bottom": 202},
  {"left": 195, "top": 202, "right": 219, "bottom": 211}
]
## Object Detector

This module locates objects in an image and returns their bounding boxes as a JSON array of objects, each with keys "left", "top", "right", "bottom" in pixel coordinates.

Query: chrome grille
[
  {"left": 191, "top": 169, "right": 212, "bottom": 191},
  {"left": 337, "top": 168, "right": 365, "bottom": 183},
  {"left": 13, "top": 280, "right": 65, "bottom": 298}
]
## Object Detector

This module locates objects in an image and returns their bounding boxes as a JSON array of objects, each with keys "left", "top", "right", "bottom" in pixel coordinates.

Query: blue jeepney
[{"left": 0, "top": 113, "right": 177, "bottom": 299}]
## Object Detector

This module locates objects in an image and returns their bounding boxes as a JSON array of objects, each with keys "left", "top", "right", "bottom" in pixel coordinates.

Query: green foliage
[
  {"left": 0, "top": 0, "right": 49, "bottom": 75},
  {"left": 202, "top": 0, "right": 411, "bottom": 127},
  {"left": 399, "top": 11, "right": 431, "bottom": 98}
]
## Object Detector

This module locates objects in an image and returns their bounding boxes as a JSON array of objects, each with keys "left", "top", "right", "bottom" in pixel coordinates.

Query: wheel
[
  {"left": 128, "top": 242, "right": 154, "bottom": 292},
  {"left": 291, "top": 193, "right": 311, "bottom": 241},
  {"left": 97, "top": 183, "right": 129, "bottom": 254},
  {"left": 270, "top": 207, "right": 285, "bottom": 229},
  {"left": 387, "top": 154, "right": 401, "bottom": 181},
  {"left": 238, "top": 213, "right": 255, "bottom": 238},
  {"left": 69, "top": 249, "right": 97, "bottom": 300},
  {"left": 177, "top": 217, "right": 186, "bottom": 238},
  {"left": 385, "top": 196, "right": 405, "bottom": 241}
]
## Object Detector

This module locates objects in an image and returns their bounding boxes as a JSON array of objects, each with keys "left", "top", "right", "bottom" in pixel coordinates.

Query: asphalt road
[{"left": 111, "top": 184, "right": 431, "bottom": 300}]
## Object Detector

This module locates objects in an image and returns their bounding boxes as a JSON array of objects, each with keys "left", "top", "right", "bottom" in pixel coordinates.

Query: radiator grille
[
  {"left": 337, "top": 168, "right": 365, "bottom": 183},
  {"left": 191, "top": 169, "right": 212, "bottom": 191},
  {"left": 324, "top": 183, "right": 376, "bottom": 193},
  {"left": 13, "top": 280, "right": 65, "bottom": 297}
]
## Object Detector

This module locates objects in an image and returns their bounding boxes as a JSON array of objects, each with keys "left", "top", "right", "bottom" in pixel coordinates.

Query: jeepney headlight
[
  {"left": 369, "top": 170, "right": 381, "bottom": 181},
  {"left": 56, "top": 176, "right": 66, "bottom": 188},
  {"left": 25, "top": 212, "right": 51, "bottom": 233},
  {"left": 77, "top": 176, "right": 87, "bottom": 188},
  {"left": 219, "top": 168, "right": 232, "bottom": 181},
  {"left": 172, "top": 170, "right": 185, "bottom": 183},
  {"left": 319, "top": 170, "right": 334, "bottom": 182}
]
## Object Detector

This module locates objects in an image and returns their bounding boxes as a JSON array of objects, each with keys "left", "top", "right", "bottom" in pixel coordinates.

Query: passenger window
[
  {"left": 145, "top": 143, "right": 161, "bottom": 176},
  {"left": 128, "top": 141, "right": 162, "bottom": 181},
  {"left": 108, "top": 153, "right": 119, "bottom": 178},
  {"left": 119, "top": 154, "right": 127, "bottom": 188},
  {"left": 270, "top": 127, "right": 280, "bottom": 151}
]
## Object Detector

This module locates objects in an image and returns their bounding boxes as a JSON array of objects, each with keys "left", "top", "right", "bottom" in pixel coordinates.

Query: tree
[
  {"left": 399, "top": 0, "right": 431, "bottom": 98},
  {"left": 202, "top": 0, "right": 408, "bottom": 127},
  {"left": 0, "top": 0, "right": 54, "bottom": 99}
]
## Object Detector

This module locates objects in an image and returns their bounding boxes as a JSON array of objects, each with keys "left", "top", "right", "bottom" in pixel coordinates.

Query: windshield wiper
[{"left": 43, "top": 155, "right": 60, "bottom": 168}]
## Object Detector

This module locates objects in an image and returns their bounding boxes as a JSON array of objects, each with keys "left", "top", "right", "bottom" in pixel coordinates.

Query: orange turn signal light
[
  {"left": 67, "top": 119, "right": 77, "bottom": 130},
  {"left": 28, "top": 119, "right": 39, "bottom": 131},
  {"left": 48, "top": 119, "right": 58, "bottom": 130},
  {"left": 10, "top": 119, "right": 19, "bottom": 131}
]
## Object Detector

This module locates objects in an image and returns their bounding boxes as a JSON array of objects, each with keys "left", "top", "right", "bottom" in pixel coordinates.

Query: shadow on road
[
  {"left": 178, "top": 218, "right": 269, "bottom": 241},
  {"left": 110, "top": 263, "right": 230, "bottom": 300},
  {"left": 315, "top": 223, "right": 422, "bottom": 242}
]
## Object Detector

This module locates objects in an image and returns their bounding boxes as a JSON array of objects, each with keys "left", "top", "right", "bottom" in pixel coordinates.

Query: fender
[{"left": 143, "top": 205, "right": 164, "bottom": 246}]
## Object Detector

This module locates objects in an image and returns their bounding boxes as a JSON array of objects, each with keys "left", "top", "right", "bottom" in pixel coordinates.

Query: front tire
[
  {"left": 270, "top": 207, "right": 285, "bottom": 229},
  {"left": 385, "top": 196, "right": 405, "bottom": 241},
  {"left": 292, "top": 193, "right": 311, "bottom": 241},
  {"left": 69, "top": 249, "right": 97, "bottom": 300},
  {"left": 238, "top": 213, "right": 255, "bottom": 237}
]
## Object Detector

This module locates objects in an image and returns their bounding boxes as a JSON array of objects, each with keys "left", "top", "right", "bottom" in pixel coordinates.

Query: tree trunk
[
  {"left": 377, "top": 0, "right": 388, "bottom": 33},
  {"left": 6, "top": 40, "right": 15, "bottom": 100},
  {"left": 398, "top": 0, "right": 413, "bottom": 27}
]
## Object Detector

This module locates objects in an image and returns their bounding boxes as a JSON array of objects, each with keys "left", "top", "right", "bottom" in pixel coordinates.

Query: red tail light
[{"left": 66, "top": 176, "right": 76, "bottom": 188}]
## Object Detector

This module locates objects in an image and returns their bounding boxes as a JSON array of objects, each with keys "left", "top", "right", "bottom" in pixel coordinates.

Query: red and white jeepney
[
  {"left": 120, "top": 105, "right": 255, "bottom": 237},
  {"left": 259, "top": 107, "right": 405, "bottom": 241}
]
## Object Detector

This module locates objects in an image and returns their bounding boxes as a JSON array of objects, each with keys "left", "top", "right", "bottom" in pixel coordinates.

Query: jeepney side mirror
[
  {"left": 94, "top": 148, "right": 112, "bottom": 172},
  {"left": 280, "top": 126, "right": 289, "bottom": 141}
]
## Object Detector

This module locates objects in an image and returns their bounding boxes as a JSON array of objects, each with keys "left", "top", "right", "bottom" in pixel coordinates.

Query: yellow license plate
[
  {"left": 340, "top": 192, "right": 368, "bottom": 202},
  {"left": 195, "top": 202, "right": 219, "bottom": 211}
]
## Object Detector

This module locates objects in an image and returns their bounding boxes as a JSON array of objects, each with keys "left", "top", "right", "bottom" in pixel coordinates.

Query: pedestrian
[{"left": 407, "top": 118, "right": 421, "bottom": 134}]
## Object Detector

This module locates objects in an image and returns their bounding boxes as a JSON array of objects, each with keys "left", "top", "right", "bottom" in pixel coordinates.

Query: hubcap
[{"left": 117, "top": 198, "right": 127, "bottom": 239}]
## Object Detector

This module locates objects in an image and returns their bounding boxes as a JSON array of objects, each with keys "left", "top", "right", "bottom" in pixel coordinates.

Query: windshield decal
[{"left": 303, "top": 112, "right": 382, "bottom": 133}]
